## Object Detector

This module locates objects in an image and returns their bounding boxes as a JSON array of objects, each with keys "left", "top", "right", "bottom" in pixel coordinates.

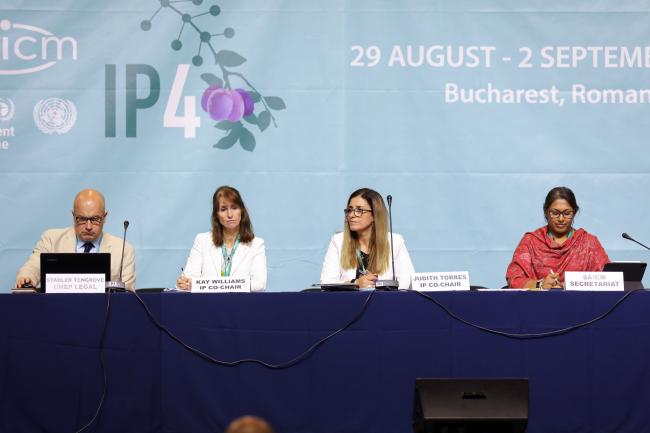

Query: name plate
[
  {"left": 565, "top": 271, "right": 624, "bottom": 291},
  {"left": 411, "top": 271, "right": 471, "bottom": 291},
  {"left": 191, "top": 277, "right": 250, "bottom": 293},
  {"left": 46, "top": 273, "right": 105, "bottom": 293}
]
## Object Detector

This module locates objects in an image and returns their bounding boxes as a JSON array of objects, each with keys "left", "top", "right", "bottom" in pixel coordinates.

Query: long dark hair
[{"left": 211, "top": 186, "right": 254, "bottom": 246}]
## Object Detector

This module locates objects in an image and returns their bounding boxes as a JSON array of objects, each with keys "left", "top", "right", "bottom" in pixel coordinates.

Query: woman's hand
[
  {"left": 355, "top": 272, "right": 378, "bottom": 289},
  {"left": 176, "top": 275, "right": 192, "bottom": 291},
  {"left": 541, "top": 270, "right": 563, "bottom": 289}
]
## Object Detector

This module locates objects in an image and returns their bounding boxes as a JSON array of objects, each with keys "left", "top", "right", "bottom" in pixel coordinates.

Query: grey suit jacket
[{"left": 16, "top": 227, "right": 136, "bottom": 290}]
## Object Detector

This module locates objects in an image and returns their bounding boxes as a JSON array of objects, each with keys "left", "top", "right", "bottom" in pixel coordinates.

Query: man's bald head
[
  {"left": 72, "top": 189, "right": 107, "bottom": 242},
  {"left": 225, "top": 416, "right": 275, "bottom": 433},
  {"left": 73, "top": 189, "right": 105, "bottom": 213}
]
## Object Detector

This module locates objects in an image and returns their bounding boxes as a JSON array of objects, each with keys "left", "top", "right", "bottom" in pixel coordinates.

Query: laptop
[
  {"left": 40, "top": 253, "right": 111, "bottom": 293},
  {"left": 318, "top": 283, "right": 359, "bottom": 291},
  {"left": 603, "top": 261, "right": 647, "bottom": 290},
  {"left": 413, "top": 378, "right": 529, "bottom": 433}
]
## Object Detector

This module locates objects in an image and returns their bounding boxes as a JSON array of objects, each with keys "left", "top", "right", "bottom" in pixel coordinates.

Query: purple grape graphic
[
  {"left": 201, "top": 86, "right": 255, "bottom": 122},
  {"left": 235, "top": 88, "right": 254, "bottom": 116}
]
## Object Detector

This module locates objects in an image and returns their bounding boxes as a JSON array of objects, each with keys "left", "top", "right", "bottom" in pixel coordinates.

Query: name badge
[
  {"left": 191, "top": 277, "right": 251, "bottom": 293},
  {"left": 411, "top": 271, "right": 471, "bottom": 291},
  {"left": 46, "top": 273, "right": 105, "bottom": 293},
  {"left": 565, "top": 272, "right": 624, "bottom": 291}
]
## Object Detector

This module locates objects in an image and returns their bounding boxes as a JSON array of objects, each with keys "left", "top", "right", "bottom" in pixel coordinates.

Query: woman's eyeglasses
[
  {"left": 548, "top": 209, "right": 574, "bottom": 219},
  {"left": 344, "top": 207, "right": 373, "bottom": 217}
]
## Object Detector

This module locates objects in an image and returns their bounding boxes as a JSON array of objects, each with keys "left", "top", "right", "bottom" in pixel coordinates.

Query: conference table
[{"left": 1, "top": 289, "right": 649, "bottom": 433}]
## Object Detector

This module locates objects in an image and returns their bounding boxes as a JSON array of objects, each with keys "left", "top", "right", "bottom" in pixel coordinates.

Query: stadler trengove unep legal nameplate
[{"left": 45, "top": 273, "right": 105, "bottom": 293}]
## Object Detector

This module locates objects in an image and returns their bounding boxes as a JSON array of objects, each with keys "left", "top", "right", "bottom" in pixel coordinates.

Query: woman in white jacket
[
  {"left": 320, "top": 188, "right": 414, "bottom": 290},
  {"left": 176, "top": 186, "right": 267, "bottom": 291}
]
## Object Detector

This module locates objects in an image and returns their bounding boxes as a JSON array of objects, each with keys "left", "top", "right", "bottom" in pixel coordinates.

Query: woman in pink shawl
[{"left": 506, "top": 186, "right": 609, "bottom": 289}]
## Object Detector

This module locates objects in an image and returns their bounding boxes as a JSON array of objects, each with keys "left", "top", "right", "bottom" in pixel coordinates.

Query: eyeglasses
[
  {"left": 344, "top": 207, "right": 373, "bottom": 217},
  {"left": 548, "top": 209, "right": 574, "bottom": 219},
  {"left": 74, "top": 215, "right": 104, "bottom": 225}
]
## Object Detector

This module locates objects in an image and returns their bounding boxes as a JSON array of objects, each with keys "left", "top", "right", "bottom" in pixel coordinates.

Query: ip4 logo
[{"left": 105, "top": 63, "right": 286, "bottom": 151}]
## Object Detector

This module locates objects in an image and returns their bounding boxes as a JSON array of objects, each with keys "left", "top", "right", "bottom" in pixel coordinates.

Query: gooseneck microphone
[
  {"left": 622, "top": 233, "right": 650, "bottom": 251},
  {"left": 387, "top": 195, "right": 396, "bottom": 282},
  {"left": 119, "top": 220, "right": 129, "bottom": 281},
  {"left": 106, "top": 220, "right": 129, "bottom": 292},
  {"left": 375, "top": 194, "right": 399, "bottom": 291}
]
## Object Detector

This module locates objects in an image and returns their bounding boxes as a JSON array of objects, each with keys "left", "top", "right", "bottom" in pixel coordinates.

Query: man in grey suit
[{"left": 15, "top": 189, "right": 136, "bottom": 290}]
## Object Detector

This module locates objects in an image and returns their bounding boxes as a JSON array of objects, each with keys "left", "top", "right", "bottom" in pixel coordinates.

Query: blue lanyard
[
  {"left": 356, "top": 249, "right": 367, "bottom": 275},
  {"left": 221, "top": 236, "right": 240, "bottom": 277}
]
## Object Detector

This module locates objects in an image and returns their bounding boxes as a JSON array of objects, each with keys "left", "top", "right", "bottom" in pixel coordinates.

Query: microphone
[
  {"left": 387, "top": 195, "right": 396, "bottom": 282},
  {"left": 622, "top": 232, "right": 650, "bottom": 251},
  {"left": 375, "top": 194, "right": 399, "bottom": 291},
  {"left": 106, "top": 220, "right": 129, "bottom": 292}
]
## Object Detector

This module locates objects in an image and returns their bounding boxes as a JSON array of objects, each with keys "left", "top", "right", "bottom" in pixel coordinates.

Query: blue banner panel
[{"left": 1, "top": 1, "right": 649, "bottom": 290}]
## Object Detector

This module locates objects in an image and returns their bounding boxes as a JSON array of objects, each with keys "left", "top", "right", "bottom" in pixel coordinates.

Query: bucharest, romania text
[{"left": 444, "top": 83, "right": 650, "bottom": 105}]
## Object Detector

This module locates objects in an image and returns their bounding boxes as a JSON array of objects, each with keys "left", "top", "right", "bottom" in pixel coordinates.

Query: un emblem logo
[
  {"left": 0, "top": 98, "right": 15, "bottom": 122},
  {"left": 33, "top": 98, "right": 77, "bottom": 134}
]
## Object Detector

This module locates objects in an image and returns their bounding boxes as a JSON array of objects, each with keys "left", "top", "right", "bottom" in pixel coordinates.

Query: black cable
[
  {"left": 413, "top": 288, "right": 643, "bottom": 339},
  {"left": 126, "top": 286, "right": 638, "bottom": 376},
  {"left": 74, "top": 289, "right": 113, "bottom": 433},
  {"left": 130, "top": 290, "right": 375, "bottom": 369}
]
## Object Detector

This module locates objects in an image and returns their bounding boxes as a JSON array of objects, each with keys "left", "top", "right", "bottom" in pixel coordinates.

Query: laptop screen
[
  {"left": 40, "top": 253, "right": 111, "bottom": 292},
  {"left": 603, "top": 262, "right": 647, "bottom": 282}
]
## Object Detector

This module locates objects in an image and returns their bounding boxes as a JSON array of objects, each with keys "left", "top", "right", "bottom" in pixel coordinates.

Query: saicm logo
[{"left": 0, "top": 19, "right": 77, "bottom": 75}]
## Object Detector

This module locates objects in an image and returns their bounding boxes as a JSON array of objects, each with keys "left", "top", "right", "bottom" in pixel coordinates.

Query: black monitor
[
  {"left": 413, "top": 378, "right": 529, "bottom": 433},
  {"left": 40, "top": 253, "right": 111, "bottom": 292}
]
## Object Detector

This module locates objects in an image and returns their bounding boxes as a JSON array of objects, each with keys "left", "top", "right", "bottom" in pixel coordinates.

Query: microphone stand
[
  {"left": 375, "top": 195, "right": 399, "bottom": 291},
  {"left": 619, "top": 232, "right": 650, "bottom": 290},
  {"left": 106, "top": 220, "right": 129, "bottom": 292}
]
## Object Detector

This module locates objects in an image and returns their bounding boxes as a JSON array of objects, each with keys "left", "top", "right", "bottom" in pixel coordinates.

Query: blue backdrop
[{"left": 1, "top": 1, "right": 649, "bottom": 290}]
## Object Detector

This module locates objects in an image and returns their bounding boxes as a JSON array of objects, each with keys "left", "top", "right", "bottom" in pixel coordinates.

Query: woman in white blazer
[
  {"left": 320, "top": 188, "right": 414, "bottom": 290},
  {"left": 176, "top": 186, "right": 267, "bottom": 291}
]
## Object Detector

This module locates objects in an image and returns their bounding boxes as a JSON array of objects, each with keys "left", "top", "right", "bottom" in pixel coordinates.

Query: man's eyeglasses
[
  {"left": 344, "top": 207, "right": 373, "bottom": 217},
  {"left": 74, "top": 215, "right": 104, "bottom": 225},
  {"left": 548, "top": 209, "right": 574, "bottom": 219}
]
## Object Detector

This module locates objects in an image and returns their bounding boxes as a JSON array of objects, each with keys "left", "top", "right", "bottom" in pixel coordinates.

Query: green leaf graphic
[
  {"left": 243, "top": 114, "right": 258, "bottom": 125},
  {"left": 214, "top": 132, "right": 238, "bottom": 149},
  {"left": 257, "top": 111, "right": 271, "bottom": 132},
  {"left": 200, "top": 73, "right": 224, "bottom": 87},
  {"left": 215, "top": 121, "right": 235, "bottom": 130},
  {"left": 264, "top": 96, "right": 286, "bottom": 110},
  {"left": 215, "top": 50, "right": 247, "bottom": 67},
  {"left": 239, "top": 127, "right": 256, "bottom": 152}
]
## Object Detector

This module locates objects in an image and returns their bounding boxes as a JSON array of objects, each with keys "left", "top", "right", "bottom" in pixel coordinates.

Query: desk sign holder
[
  {"left": 45, "top": 273, "right": 105, "bottom": 293},
  {"left": 411, "top": 271, "right": 471, "bottom": 291},
  {"left": 191, "top": 277, "right": 251, "bottom": 293},
  {"left": 565, "top": 272, "right": 624, "bottom": 291}
]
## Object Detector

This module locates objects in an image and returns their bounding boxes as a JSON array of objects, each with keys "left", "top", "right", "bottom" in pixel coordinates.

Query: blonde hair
[{"left": 340, "top": 188, "right": 390, "bottom": 275}]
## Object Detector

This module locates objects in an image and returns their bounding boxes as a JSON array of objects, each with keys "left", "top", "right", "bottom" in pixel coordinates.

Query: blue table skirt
[{"left": 1, "top": 290, "right": 649, "bottom": 433}]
